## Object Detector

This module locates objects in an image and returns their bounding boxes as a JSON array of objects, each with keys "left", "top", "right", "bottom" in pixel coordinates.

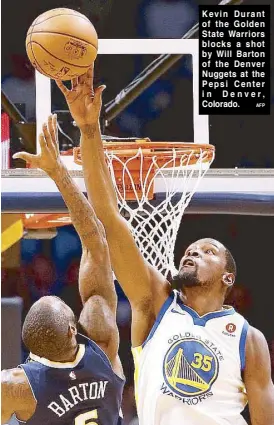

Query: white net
[{"left": 104, "top": 145, "right": 214, "bottom": 277}]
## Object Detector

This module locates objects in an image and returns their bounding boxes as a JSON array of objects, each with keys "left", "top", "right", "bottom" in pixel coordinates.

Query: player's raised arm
[
  {"left": 13, "top": 115, "right": 106, "bottom": 268},
  {"left": 244, "top": 326, "right": 274, "bottom": 425},
  {"left": 56, "top": 70, "right": 170, "bottom": 333},
  {"left": 13, "top": 115, "right": 120, "bottom": 364}
]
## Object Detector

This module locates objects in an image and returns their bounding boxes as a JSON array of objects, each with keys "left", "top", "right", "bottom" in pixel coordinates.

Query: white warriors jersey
[{"left": 132, "top": 290, "right": 249, "bottom": 425}]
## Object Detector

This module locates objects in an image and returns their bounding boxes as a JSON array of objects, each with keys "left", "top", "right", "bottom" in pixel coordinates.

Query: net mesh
[{"left": 103, "top": 145, "right": 214, "bottom": 277}]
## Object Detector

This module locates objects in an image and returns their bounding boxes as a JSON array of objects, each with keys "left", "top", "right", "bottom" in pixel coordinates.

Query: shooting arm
[
  {"left": 56, "top": 72, "right": 170, "bottom": 344},
  {"left": 80, "top": 124, "right": 169, "bottom": 312},
  {"left": 52, "top": 163, "right": 105, "bottom": 257},
  {"left": 51, "top": 163, "right": 115, "bottom": 304},
  {"left": 14, "top": 115, "right": 112, "bottom": 305},
  {"left": 244, "top": 327, "right": 274, "bottom": 425},
  {"left": 52, "top": 163, "right": 120, "bottom": 363}
]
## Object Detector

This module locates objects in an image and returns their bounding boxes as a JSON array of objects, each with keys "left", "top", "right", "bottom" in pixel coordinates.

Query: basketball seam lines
[
  {"left": 31, "top": 13, "right": 91, "bottom": 28},
  {"left": 29, "top": 41, "right": 91, "bottom": 68},
  {"left": 30, "top": 31, "right": 97, "bottom": 49},
  {"left": 28, "top": 27, "right": 52, "bottom": 78},
  {"left": 28, "top": 42, "right": 52, "bottom": 78}
]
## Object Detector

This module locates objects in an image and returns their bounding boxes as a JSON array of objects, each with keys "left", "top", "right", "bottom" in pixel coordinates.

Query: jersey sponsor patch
[
  {"left": 163, "top": 338, "right": 219, "bottom": 397},
  {"left": 226, "top": 323, "right": 236, "bottom": 333},
  {"left": 222, "top": 323, "right": 237, "bottom": 337}
]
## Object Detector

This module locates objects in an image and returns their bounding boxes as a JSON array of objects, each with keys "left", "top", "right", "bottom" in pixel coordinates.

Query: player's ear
[
  {"left": 68, "top": 324, "right": 77, "bottom": 337},
  {"left": 222, "top": 272, "right": 235, "bottom": 287}
]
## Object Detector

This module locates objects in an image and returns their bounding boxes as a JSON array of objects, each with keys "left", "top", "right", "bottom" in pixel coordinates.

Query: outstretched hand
[
  {"left": 13, "top": 114, "right": 62, "bottom": 176},
  {"left": 56, "top": 66, "right": 105, "bottom": 129}
]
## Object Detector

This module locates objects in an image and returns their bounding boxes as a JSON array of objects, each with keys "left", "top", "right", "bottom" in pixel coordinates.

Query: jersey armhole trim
[
  {"left": 15, "top": 366, "right": 37, "bottom": 423},
  {"left": 14, "top": 415, "right": 27, "bottom": 424},
  {"left": 84, "top": 336, "right": 125, "bottom": 384},
  {"left": 239, "top": 320, "right": 249, "bottom": 371},
  {"left": 142, "top": 292, "right": 174, "bottom": 348},
  {"left": 18, "top": 366, "right": 38, "bottom": 402}
]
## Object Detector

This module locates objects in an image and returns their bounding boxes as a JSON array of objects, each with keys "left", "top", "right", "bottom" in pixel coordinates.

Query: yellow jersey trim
[{"left": 132, "top": 345, "right": 143, "bottom": 404}]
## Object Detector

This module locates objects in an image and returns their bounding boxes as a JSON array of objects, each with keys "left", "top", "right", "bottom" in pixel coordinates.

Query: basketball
[{"left": 25, "top": 8, "right": 98, "bottom": 80}]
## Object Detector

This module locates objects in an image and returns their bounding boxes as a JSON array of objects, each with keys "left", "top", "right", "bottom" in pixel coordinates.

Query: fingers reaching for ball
[
  {"left": 48, "top": 114, "right": 59, "bottom": 153},
  {"left": 71, "top": 77, "right": 78, "bottom": 90},
  {"left": 13, "top": 114, "right": 61, "bottom": 175},
  {"left": 55, "top": 79, "right": 69, "bottom": 96},
  {"left": 93, "top": 85, "right": 106, "bottom": 104},
  {"left": 55, "top": 64, "right": 105, "bottom": 128},
  {"left": 56, "top": 65, "right": 94, "bottom": 94},
  {"left": 79, "top": 64, "right": 94, "bottom": 87},
  {"left": 41, "top": 114, "right": 58, "bottom": 156},
  {"left": 12, "top": 151, "right": 39, "bottom": 168}
]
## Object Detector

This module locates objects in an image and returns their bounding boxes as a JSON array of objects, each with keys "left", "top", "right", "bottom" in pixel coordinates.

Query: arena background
[{"left": 1, "top": 1, "right": 274, "bottom": 424}]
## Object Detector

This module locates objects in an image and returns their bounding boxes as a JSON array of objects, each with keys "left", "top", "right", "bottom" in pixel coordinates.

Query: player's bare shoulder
[
  {"left": 244, "top": 325, "right": 271, "bottom": 378},
  {"left": 245, "top": 325, "right": 268, "bottom": 352},
  {"left": 2, "top": 368, "right": 32, "bottom": 399},
  {"left": 130, "top": 266, "right": 171, "bottom": 347},
  {"left": 1, "top": 367, "right": 36, "bottom": 422}
]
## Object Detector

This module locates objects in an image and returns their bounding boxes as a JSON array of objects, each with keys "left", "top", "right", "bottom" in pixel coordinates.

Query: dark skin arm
[
  {"left": 14, "top": 116, "right": 122, "bottom": 375},
  {"left": 244, "top": 326, "right": 274, "bottom": 425},
  {"left": 77, "top": 245, "right": 123, "bottom": 378},
  {"left": 1, "top": 368, "right": 36, "bottom": 424},
  {"left": 13, "top": 115, "right": 105, "bottom": 254},
  {"left": 57, "top": 70, "right": 170, "bottom": 347},
  {"left": 79, "top": 118, "right": 169, "bottom": 348},
  {"left": 6, "top": 115, "right": 123, "bottom": 423}
]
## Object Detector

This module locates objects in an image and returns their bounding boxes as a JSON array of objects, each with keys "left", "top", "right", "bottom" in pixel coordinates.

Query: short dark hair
[
  {"left": 224, "top": 247, "right": 237, "bottom": 278},
  {"left": 22, "top": 297, "right": 75, "bottom": 361}
]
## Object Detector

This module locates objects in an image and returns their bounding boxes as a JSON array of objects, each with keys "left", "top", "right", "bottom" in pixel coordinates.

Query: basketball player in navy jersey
[
  {"left": 57, "top": 70, "right": 274, "bottom": 425},
  {"left": 1, "top": 114, "right": 125, "bottom": 425}
]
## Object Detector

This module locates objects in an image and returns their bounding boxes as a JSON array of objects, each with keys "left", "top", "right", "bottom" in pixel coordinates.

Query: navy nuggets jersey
[{"left": 19, "top": 334, "right": 124, "bottom": 425}]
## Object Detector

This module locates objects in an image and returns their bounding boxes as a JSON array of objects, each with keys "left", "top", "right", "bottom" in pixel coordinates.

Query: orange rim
[
  {"left": 73, "top": 141, "right": 215, "bottom": 165},
  {"left": 72, "top": 141, "right": 215, "bottom": 201}
]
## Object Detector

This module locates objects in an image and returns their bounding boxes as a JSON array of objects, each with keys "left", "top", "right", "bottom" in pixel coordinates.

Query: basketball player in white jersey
[{"left": 57, "top": 68, "right": 274, "bottom": 425}]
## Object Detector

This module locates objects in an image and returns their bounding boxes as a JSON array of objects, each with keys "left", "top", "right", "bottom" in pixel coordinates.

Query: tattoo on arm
[
  {"left": 53, "top": 167, "right": 104, "bottom": 248},
  {"left": 10, "top": 380, "right": 29, "bottom": 399},
  {"left": 1, "top": 370, "right": 32, "bottom": 419}
]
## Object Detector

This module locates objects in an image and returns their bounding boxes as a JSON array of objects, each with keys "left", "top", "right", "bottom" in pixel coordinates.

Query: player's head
[
  {"left": 172, "top": 238, "right": 236, "bottom": 295},
  {"left": 22, "top": 296, "right": 77, "bottom": 361}
]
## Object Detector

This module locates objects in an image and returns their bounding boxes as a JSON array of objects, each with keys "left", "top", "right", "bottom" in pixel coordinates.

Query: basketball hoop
[{"left": 74, "top": 140, "right": 215, "bottom": 277}]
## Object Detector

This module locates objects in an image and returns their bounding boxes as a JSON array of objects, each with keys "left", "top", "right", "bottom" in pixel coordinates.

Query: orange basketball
[{"left": 26, "top": 8, "right": 98, "bottom": 80}]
